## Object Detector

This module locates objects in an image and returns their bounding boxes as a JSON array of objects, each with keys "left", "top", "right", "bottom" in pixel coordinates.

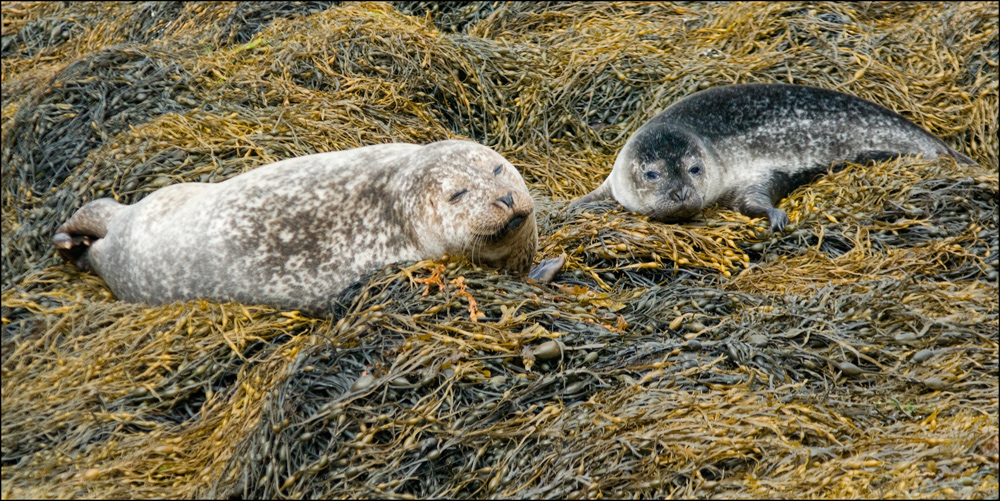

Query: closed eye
[
  {"left": 644, "top": 171, "right": 660, "bottom": 180},
  {"left": 449, "top": 189, "right": 468, "bottom": 203},
  {"left": 493, "top": 164, "right": 504, "bottom": 175}
]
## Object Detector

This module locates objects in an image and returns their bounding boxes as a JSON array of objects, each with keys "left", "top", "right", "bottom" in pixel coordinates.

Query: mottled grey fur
[
  {"left": 571, "top": 83, "right": 976, "bottom": 231},
  {"left": 54, "top": 140, "right": 538, "bottom": 313}
]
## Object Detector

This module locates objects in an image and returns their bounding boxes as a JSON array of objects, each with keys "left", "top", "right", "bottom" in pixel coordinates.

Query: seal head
[
  {"left": 609, "top": 124, "right": 709, "bottom": 222},
  {"left": 407, "top": 142, "right": 537, "bottom": 274}
]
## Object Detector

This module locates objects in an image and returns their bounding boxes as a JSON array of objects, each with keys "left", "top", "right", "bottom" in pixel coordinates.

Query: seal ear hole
[
  {"left": 449, "top": 189, "right": 468, "bottom": 203},
  {"left": 493, "top": 164, "right": 504, "bottom": 176},
  {"left": 644, "top": 171, "right": 660, "bottom": 180}
]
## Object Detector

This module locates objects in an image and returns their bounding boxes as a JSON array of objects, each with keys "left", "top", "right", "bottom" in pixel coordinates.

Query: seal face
[
  {"left": 571, "top": 83, "right": 977, "bottom": 231},
  {"left": 53, "top": 140, "right": 539, "bottom": 313}
]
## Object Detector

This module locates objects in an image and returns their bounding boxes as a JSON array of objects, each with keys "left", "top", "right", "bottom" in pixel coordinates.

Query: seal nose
[
  {"left": 672, "top": 186, "right": 691, "bottom": 202},
  {"left": 496, "top": 192, "right": 514, "bottom": 209}
]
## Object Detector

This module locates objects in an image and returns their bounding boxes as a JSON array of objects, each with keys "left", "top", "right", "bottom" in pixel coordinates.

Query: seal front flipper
[
  {"left": 730, "top": 187, "right": 789, "bottom": 234},
  {"left": 53, "top": 198, "right": 125, "bottom": 271},
  {"left": 527, "top": 254, "right": 566, "bottom": 283},
  {"left": 567, "top": 178, "right": 613, "bottom": 211}
]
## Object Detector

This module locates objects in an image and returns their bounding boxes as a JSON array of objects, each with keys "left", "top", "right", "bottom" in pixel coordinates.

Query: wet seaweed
[{"left": 2, "top": 1, "right": 997, "bottom": 499}]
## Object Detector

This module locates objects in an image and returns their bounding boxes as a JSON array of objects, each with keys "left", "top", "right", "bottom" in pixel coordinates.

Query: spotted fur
[{"left": 54, "top": 140, "right": 537, "bottom": 313}]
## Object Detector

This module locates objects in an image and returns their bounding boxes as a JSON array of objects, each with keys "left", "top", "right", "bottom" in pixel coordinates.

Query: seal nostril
[
  {"left": 496, "top": 192, "right": 514, "bottom": 209},
  {"left": 673, "top": 189, "right": 687, "bottom": 202}
]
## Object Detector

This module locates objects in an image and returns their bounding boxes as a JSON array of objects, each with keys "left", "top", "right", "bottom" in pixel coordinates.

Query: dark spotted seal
[
  {"left": 570, "top": 83, "right": 977, "bottom": 231},
  {"left": 54, "top": 140, "right": 561, "bottom": 313}
]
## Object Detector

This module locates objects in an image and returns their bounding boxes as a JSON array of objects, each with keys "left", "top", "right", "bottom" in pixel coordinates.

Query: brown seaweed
[{"left": 2, "top": 2, "right": 997, "bottom": 499}]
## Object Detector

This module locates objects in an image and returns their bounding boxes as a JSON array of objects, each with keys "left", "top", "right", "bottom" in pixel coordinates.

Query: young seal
[
  {"left": 54, "top": 140, "right": 561, "bottom": 313},
  {"left": 570, "top": 83, "right": 977, "bottom": 232}
]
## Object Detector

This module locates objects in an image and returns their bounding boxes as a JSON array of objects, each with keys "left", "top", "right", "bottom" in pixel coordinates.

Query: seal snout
[
  {"left": 649, "top": 188, "right": 704, "bottom": 222},
  {"left": 495, "top": 192, "right": 514, "bottom": 209},
  {"left": 670, "top": 186, "right": 692, "bottom": 202},
  {"left": 479, "top": 208, "right": 532, "bottom": 243}
]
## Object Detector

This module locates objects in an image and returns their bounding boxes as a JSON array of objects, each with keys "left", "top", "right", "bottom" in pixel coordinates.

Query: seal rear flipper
[
  {"left": 53, "top": 232, "right": 97, "bottom": 271},
  {"left": 53, "top": 198, "right": 125, "bottom": 270},
  {"left": 945, "top": 148, "right": 978, "bottom": 165},
  {"left": 567, "top": 178, "right": 613, "bottom": 211},
  {"left": 854, "top": 147, "right": 976, "bottom": 166}
]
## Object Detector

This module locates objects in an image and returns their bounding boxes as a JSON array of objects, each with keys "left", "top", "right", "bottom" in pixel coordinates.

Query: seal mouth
[
  {"left": 647, "top": 195, "right": 704, "bottom": 222},
  {"left": 476, "top": 211, "right": 530, "bottom": 242}
]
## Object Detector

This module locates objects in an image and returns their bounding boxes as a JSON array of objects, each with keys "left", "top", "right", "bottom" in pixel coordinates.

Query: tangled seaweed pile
[{"left": 2, "top": 2, "right": 998, "bottom": 499}]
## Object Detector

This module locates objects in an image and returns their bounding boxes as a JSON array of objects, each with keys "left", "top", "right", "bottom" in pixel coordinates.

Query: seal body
[
  {"left": 54, "top": 140, "right": 539, "bottom": 313},
  {"left": 571, "top": 83, "right": 976, "bottom": 231}
]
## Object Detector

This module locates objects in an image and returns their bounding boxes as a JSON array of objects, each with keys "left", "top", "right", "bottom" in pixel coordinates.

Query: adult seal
[
  {"left": 569, "top": 83, "right": 977, "bottom": 232},
  {"left": 54, "top": 140, "right": 561, "bottom": 314}
]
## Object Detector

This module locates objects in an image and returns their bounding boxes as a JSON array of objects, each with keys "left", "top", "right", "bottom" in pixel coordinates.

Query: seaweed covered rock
[{"left": 2, "top": 2, "right": 997, "bottom": 499}]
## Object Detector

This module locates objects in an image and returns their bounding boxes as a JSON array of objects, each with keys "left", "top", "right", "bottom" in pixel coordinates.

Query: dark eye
[
  {"left": 689, "top": 165, "right": 701, "bottom": 175},
  {"left": 493, "top": 164, "right": 504, "bottom": 175},
  {"left": 449, "top": 189, "right": 468, "bottom": 203},
  {"left": 644, "top": 171, "right": 660, "bottom": 180}
]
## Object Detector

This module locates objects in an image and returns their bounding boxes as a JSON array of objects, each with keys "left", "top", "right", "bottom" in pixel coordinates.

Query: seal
[
  {"left": 569, "top": 83, "right": 977, "bottom": 232},
  {"left": 54, "top": 140, "right": 561, "bottom": 313}
]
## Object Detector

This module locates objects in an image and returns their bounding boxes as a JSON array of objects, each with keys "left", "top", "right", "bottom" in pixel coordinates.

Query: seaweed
[{"left": 2, "top": 1, "right": 997, "bottom": 499}]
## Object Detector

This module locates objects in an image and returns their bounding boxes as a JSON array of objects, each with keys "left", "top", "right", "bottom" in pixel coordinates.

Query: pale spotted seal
[
  {"left": 570, "top": 83, "right": 977, "bottom": 232},
  {"left": 54, "top": 140, "right": 562, "bottom": 313}
]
